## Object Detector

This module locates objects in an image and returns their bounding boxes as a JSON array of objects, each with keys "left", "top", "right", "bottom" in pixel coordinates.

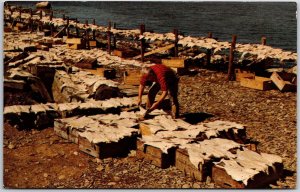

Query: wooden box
[
  {"left": 66, "top": 43, "right": 85, "bottom": 50},
  {"left": 124, "top": 70, "right": 141, "bottom": 85},
  {"left": 66, "top": 38, "right": 83, "bottom": 45},
  {"left": 162, "top": 57, "right": 187, "bottom": 68},
  {"left": 212, "top": 151, "right": 283, "bottom": 188},
  {"left": 270, "top": 72, "right": 297, "bottom": 92},
  {"left": 175, "top": 148, "right": 206, "bottom": 181},
  {"left": 235, "top": 69, "right": 255, "bottom": 81},
  {"left": 240, "top": 76, "right": 276, "bottom": 91},
  {"left": 79, "top": 134, "right": 137, "bottom": 159},
  {"left": 136, "top": 139, "right": 175, "bottom": 168}
]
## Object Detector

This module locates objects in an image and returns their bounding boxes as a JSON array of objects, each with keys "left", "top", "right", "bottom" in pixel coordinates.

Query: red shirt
[{"left": 140, "top": 64, "right": 176, "bottom": 91}]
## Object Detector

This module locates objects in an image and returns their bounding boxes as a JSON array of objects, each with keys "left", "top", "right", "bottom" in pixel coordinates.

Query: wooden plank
[
  {"left": 89, "top": 40, "right": 97, "bottom": 47},
  {"left": 235, "top": 69, "right": 255, "bottom": 82},
  {"left": 66, "top": 43, "right": 85, "bottom": 50},
  {"left": 171, "top": 67, "right": 188, "bottom": 75},
  {"left": 124, "top": 70, "right": 141, "bottom": 85},
  {"left": 175, "top": 148, "right": 205, "bottom": 181},
  {"left": 139, "top": 123, "right": 153, "bottom": 136},
  {"left": 212, "top": 149, "right": 283, "bottom": 188},
  {"left": 162, "top": 57, "right": 187, "bottom": 68},
  {"left": 136, "top": 139, "right": 175, "bottom": 168},
  {"left": 66, "top": 38, "right": 83, "bottom": 45},
  {"left": 270, "top": 72, "right": 296, "bottom": 92},
  {"left": 240, "top": 76, "right": 276, "bottom": 91},
  {"left": 133, "top": 44, "right": 175, "bottom": 59}
]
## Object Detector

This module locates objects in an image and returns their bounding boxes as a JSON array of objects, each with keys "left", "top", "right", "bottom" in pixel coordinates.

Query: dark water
[{"left": 8, "top": 1, "right": 297, "bottom": 51}]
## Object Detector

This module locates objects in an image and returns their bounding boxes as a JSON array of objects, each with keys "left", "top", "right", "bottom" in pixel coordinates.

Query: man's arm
[
  {"left": 148, "top": 90, "right": 168, "bottom": 112},
  {"left": 137, "top": 84, "right": 145, "bottom": 106}
]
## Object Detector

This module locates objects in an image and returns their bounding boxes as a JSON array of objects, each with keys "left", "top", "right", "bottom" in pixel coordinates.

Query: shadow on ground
[{"left": 182, "top": 112, "right": 214, "bottom": 124}]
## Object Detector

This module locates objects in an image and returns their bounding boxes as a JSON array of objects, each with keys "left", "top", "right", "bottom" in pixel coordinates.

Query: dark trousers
[{"left": 146, "top": 78, "right": 179, "bottom": 118}]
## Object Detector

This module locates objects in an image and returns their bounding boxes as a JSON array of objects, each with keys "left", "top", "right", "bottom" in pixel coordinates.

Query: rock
[
  {"left": 206, "top": 176, "right": 211, "bottom": 184},
  {"left": 122, "top": 170, "right": 128, "bottom": 174},
  {"left": 43, "top": 173, "right": 48, "bottom": 178},
  {"left": 113, "top": 176, "right": 121, "bottom": 182},
  {"left": 151, "top": 165, "right": 156, "bottom": 169},
  {"left": 58, "top": 175, "right": 65, "bottom": 180},
  {"left": 105, "top": 165, "right": 110, "bottom": 172},
  {"left": 107, "top": 182, "right": 116, "bottom": 186},
  {"left": 192, "top": 183, "right": 201, "bottom": 188},
  {"left": 8, "top": 142, "right": 15, "bottom": 149},
  {"left": 128, "top": 150, "right": 136, "bottom": 157},
  {"left": 182, "top": 184, "right": 191, "bottom": 188},
  {"left": 93, "top": 158, "right": 101, "bottom": 163},
  {"left": 96, "top": 165, "right": 104, "bottom": 172},
  {"left": 73, "top": 151, "right": 78, "bottom": 156}
]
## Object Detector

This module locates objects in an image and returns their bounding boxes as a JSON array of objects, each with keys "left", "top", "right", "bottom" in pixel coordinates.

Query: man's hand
[{"left": 137, "top": 98, "right": 142, "bottom": 106}]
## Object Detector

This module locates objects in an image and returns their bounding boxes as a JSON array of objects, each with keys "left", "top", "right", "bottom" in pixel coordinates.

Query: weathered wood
[
  {"left": 140, "top": 24, "right": 145, "bottom": 62},
  {"left": 235, "top": 69, "right": 255, "bottom": 81},
  {"left": 162, "top": 57, "right": 186, "bottom": 68},
  {"left": 261, "top": 36, "right": 266, "bottom": 45},
  {"left": 136, "top": 139, "right": 176, "bottom": 168},
  {"left": 134, "top": 44, "right": 175, "bottom": 60},
  {"left": 240, "top": 76, "right": 276, "bottom": 91},
  {"left": 66, "top": 17, "right": 70, "bottom": 37},
  {"left": 270, "top": 72, "right": 297, "bottom": 92},
  {"left": 227, "top": 35, "right": 237, "bottom": 81},
  {"left": 212, "top": 148, "right": 283, "bottom": 188},
  {"left": 123, "top": 70, "right": 141, "bottom": 85},
  {"left": 107, "top": 31, "right": 111, "bottom": 54},
  {"left": 174, "top": 29, "right": 178, "bottom": 57}
]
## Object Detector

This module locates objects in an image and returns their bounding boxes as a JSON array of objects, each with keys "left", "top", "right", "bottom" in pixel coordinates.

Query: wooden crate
[
  {"left": 171, "top": 67, "right": 189, "bottom": 76},
  {"left": 175, "top": 148, "right": 205, "bottom": 181},
  {"left": 212, "top": 149, "right": 283, "bottom": 188},
  {"left": 66, "top": 38, "right": 83, "bottom": 45},
  {"left": 79, "top": 134, "right": 137, "bottom": 158},
  {"left": 89, "top": 40, "right": 97, "bottom": 47},
  {"left": 162, "top": 57, "right": 187, "bottom": 68},
  {"left": 83, "top": 68, "right": 105, "bottom": 77},
  {"left": 240, "top": 76, "right": 276, "bottom": 91},
  {"left": 136, "top": 139, "right": 175, "bottom": 168},
  {"left": 124, "top": 70, "right": 141, "bottom": 85},
  {"left": 66, "top": 43, "right": 85, "bottom": 50},
  {"left": 270, "top": 72, "right": 297, "bottom": 92},
  {"left": 235, "top": 69, "right": 255, "bottom": 81}
]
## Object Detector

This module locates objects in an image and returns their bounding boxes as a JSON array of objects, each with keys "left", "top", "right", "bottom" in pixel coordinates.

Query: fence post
[
  {"left": 261, "top": 36, "right": 266, "bottom": 45},
  {"left": 107, "top": 21, "right": 112, "bottom": 54},
  {"left": 86, "top": 29, "right": 90, "bottom": 50},
  {"left": 140, "top": 24, "right": 145, "bottom": 62},
  {"left": 208, "top": 32, "right": 212, "bottom": 38},
  {"left": 50, "top": 10, "right": 53, "bottom": 21},
  {"left": 66, "top": 17, "right": 70, "bottom": 38},
  {"left": 92, "top": 19, "right": 96, "bottom": 40},
  {"left": 174, "top": 29, "right": 178, "bottom": 57},
  {"left": 227, "top": 35, "right": 237, "bottom": 81},
  {"left": 39, "top": 10, "right": 42, "bottom": 20},
  {"left": 62, "top": 14, "right": 65, "bottom": 20}
]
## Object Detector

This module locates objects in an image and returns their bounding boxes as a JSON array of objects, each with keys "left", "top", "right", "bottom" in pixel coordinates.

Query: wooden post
[
  {"left": 113, "top": 23, "right": 116, "bottom": 29},
  {"left": 19, "top": 8, "right": 22, "bottom": 20},
  {"left": 50, "top": 11, "right": 53, "bottom": 21},
  {"left": 261, "top": 36, "right": 266, "bottom": 45},
  {"left": 206, "top": 49, "right": 212, "bottom": 67},
  {"left": 30, "top": 9, "right": 33, "bottom": 32},
  {"left": 85, "top": 19, "right": 88, "bottom": 26},
  {"left": 30, "top": 9, "right": 33, "bottom": 18},
  {"left": 227, "top": 35, "right": 237, "bottom": 81},
  {"left": 76, "top": 27, "right": 79, "bottom": 37},
  {"left": 140, "top": 24, "right": 145, "bottom": 62},
  {"left": 173, "top": 28, "right": 178, "bottom": 57},
  {"left": 66, "top": 17, "right": 70, "bottom": 38},
  {"left": 107, "top": 30, "right": 111, "bottom": 54},
  {"left": 93, "top": 19, "right": 95, "bottom": 25},
  {"left": 108, "top": 21, "right": 112, "bottom": 30},
  {"left": 93, "top": 30, "right": 96, "bottom": 40},
  {"left": 86, "top": 29, "right": 90, "bottom": 50},
  {"left": 208, "top": 32, "right": 212, "bottom": 38},
  {"left": 62, "top": 14, "right": 65, "bottom": 20},
  {"left": 39, "top": 10, "right": 42, "bottom": 20}
]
